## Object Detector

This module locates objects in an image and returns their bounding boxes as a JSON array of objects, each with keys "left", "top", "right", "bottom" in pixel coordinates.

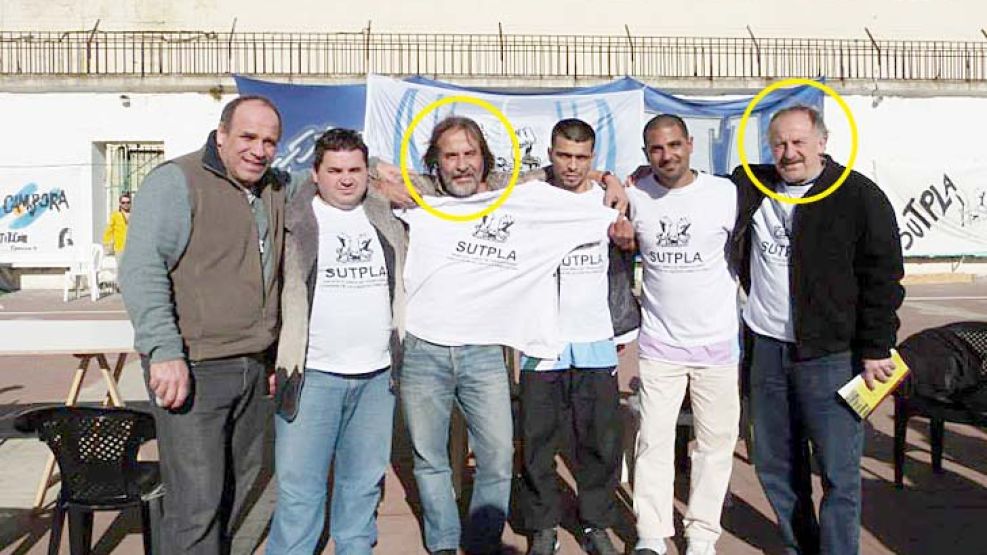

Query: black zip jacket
[{"left": 729, "top": 156, "right": 905, "bottom": 361}]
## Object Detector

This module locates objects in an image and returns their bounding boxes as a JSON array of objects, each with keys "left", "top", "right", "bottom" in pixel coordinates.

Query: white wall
[
  {"left": 825, "top": 94, "right": 987, "bottom": 176},
  {"left": 3, "top": 87, "right": 986, "bottom": 270},
  {"left": 2, "top": 0, "right": 986, "bottom": 40},
  {"left": 0, "top": 91, "right": 234, "bottom": 267},
  {"left": 825, "top": 94, "right": 987, "bottom": 257}
]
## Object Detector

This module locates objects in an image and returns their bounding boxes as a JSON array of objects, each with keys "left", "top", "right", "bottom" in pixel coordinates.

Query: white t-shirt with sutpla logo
[
  {"left": 306, "top": 199, "right": 392, "bottom": 374},
  {"left": 743, "top": 183, "right": 812, "bottom": 342},
  {"left": 629, "top": 172, "right": 739, "bottom": 348},
  {"left": 397, "top": 182, "right": 618, "bottom": 359},
  {"left": 558, "top": 186, "right": 614, "bottom": 343}
]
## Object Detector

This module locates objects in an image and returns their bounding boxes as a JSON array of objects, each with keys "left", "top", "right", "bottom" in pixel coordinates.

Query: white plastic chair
[
  {"left": 100, "top": 254, "right": 119, "bottom": 293},
  {"left": 63, "top": 244, "right": 103, "bottom": 302}
]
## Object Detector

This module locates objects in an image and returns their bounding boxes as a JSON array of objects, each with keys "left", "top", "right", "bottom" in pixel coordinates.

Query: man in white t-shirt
[
  {"left": 729, "top": 106, "right": 903, "bottom": 555},
  {"left": 396, "top": 117, "right": 618, "bottom": 555},
  {"left": 517, "top": 119, "right": 638, "bottom": 555},
  {"left": 267, "top": 129, "right": 408, "bottom": 554},
  {"left": 612, "top": 115, "right": 740, "bottom": 555}
]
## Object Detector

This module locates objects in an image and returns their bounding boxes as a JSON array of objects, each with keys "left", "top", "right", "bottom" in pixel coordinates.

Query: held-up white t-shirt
[
  {"left": 306, "top": 199, "right": 392, "bottom": 374},
  {"left": 743, "top": 183, "right": 812, "bottom": 342},
  {"left": 397, "top": 182, "right": 617, "bottom": 358},
  {"left": 629, "top": 173, "right": 739, "bottom": 349},
  {"left": 558, "top": 186, "right": 615, "bottom": 343}
]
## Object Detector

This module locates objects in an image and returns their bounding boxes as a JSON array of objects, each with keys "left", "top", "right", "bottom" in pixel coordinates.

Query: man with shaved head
[{"left": 612, "top": 114, "right": 741, "bottom": 555}]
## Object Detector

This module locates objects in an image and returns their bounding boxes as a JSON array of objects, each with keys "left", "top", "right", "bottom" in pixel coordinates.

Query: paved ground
[{"left": 2, "top": 282, "right": 987, "bottom": 554}]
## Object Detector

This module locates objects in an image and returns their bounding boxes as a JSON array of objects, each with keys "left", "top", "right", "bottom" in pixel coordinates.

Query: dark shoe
[
  {"left": 527, "top": 528, "right": 560, "bottom": 555},
  {"left": 582, "top": 528, "right": 619, "bottom": 555},
  {"left": 633, "top": 550, "right": 661, "bottom": 555},
  {"left": 432, "top": 550, "right": 457, "bottom": 555},
  {"left": 465, "top": 545, "right": 507, "bottom": 555}
]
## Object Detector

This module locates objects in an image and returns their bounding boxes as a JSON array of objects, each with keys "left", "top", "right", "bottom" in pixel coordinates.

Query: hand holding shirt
[{"left": 397, "top": 182, "right": 618, "bottom": 358}]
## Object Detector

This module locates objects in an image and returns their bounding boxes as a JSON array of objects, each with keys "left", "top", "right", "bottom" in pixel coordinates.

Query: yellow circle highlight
[
  {"left": 399, "top": 95, "right": 521, "bottom": 222},
  {"left": 737, "top": 78, "right": 858, "bottom": 205}
]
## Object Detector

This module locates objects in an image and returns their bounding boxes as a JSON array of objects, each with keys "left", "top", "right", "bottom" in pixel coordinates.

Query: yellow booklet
[{"left": 837, "top": 349, "right": 911, "bottom": 419}]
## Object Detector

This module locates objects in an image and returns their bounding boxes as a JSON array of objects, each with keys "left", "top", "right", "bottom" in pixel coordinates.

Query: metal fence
[{"left": 2, "top": 30, "right": 987, "bottom": 81}]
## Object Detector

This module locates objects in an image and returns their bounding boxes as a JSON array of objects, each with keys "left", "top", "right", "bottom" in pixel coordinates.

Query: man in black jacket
[{"left": 730, "top": 105, "right": 904, "bottom": 555}]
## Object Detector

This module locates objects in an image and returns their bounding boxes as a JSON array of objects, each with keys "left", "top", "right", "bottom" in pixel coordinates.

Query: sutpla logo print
[
  {"left": 647, "top": 214, "right": 703, "bottom": 270},
  {"left": 772, "top": 224, "right": 790, "bottom": 245},
  {"left": 472, "top": 214, "right": 515, "bottom": 243},
  {"left": 336, "top": 233, "right": 374, "bottom": 263},
  {"left": 656, "top": 216, "right": 692, "bottom": 247},
  {"left": 452, "top": 212, "right": 519, "bottom": 269},
  {"left": 322, "top": 232, "right": 387, "bottom": 287}
]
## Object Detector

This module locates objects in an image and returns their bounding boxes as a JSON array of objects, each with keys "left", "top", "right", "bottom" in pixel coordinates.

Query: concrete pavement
[{"left": 2, "top": 282, "right": 987, "bottom": 554}]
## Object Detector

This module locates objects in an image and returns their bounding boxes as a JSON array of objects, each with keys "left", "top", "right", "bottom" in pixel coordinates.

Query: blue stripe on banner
[
  {"left": 555, "top": 101, "right": 563, "bottom": 122},
  {"left": 392, "top": 89, "right": 422, "bottom": 172},
  {"left": 593, "top": 106, "right": 606, "bottom": 169},
  {"left": 712, "top": 118, "right": 733, "bottom": 175},
  {"left": 432, "top": 94, "right": 447, "bottom": 128},
  {"left": 392, "top": 90, "right": 412, "bottom": 167},
  {"left": 570, "top": 101, "right": 579, "bottom": 118},
  {"left": 596, "top": 99, "right": 617, "bottom": 172}
]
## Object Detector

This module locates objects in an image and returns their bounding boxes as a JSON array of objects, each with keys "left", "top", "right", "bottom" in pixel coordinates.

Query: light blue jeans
[
  {"left": 267, "top": 368, "right": 395, "bottom": 555},
  {"left": 400, "top": 334, "right": 514, "bottom": 553}
]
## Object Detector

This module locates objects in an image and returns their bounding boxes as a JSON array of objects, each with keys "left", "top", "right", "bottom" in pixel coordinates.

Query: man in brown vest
[{"left": 120, "top": 96, "right": 287, "bottom": 554}]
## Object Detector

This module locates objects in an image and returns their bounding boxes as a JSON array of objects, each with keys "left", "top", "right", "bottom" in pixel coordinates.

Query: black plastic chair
[
  {"left": 894, "top": 322, "right": 987, "bottom": 488},
  {"left": 14, "top": 406, "right": 163, "bottom": 554}
]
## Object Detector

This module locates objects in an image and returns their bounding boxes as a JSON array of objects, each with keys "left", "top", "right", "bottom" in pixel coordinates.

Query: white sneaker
[
  {"left": 685, "top": 540, "right": 716, "bottom": 555},
  {"left": 633, "top": 539, "right": 667, "bottom": 555}
]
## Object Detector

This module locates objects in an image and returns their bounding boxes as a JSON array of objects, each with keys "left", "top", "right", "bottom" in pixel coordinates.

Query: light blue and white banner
[{"left": 364, "top": 75, "right": 645, "bottom": 179}]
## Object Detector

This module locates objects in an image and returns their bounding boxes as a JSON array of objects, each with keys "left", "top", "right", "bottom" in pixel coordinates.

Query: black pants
[
  {"left": 143, "top": 354, "right": 270, "bottom": 555},
  {"left": 518, "top": 368, "right": 622, "bottom": 531}
]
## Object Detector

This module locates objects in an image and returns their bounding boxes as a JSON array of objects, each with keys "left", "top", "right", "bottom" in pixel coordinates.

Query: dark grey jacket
[{"left": 608, "top": 243, "right": 641, "bottom": 337}]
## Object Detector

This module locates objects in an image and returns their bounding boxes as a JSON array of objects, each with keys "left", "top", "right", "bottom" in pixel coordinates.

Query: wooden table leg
[
  {"left": 101, "top": 353, "right": 128, "bottom": 407},
  {"left": 65, "top": 355, "right": 93, "bottom": 407},
  {"left": 96, "top": 354, "right": 126, "bottom": 408},
  {"left": 34, "top": 355, "right": 94, "bottom": 509}
]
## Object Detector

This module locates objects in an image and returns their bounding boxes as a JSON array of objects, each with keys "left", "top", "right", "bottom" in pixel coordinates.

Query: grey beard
[{"left": 441, "top": 175, "right": 479, "bottom": 198}]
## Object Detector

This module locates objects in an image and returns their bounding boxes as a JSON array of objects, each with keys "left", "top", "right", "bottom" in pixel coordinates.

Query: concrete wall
[
  {"left": 0, "top": 91, "right": 234, "bottom": 270},
  {"left": 2, "top": 0, "right": 986, "bottom": 40},
  {"left": 3, "top": 87, "right": 986, "bottom": 277}
]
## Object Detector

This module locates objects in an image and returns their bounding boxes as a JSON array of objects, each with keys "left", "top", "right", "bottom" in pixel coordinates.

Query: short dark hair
[
  {"left": 219, "top": 95, "right": 283, "bottom": 140},
  {"left": 423, "top": 116, "right": 496, "bottom": 181},
  {"left": 119, "top": 193, "right": 131, "bottom": 203},
  {"left": 642, "top": 114, "right": 690, "bottom": 145},
  {"left": 551, "top": 118, "right": 596, "bottom": 148},
  {"left": 312, "top": 128, "right": 369, "bottom": 170},
  {"left": 769, "top": 105, "right": 829, "bottom": 139}
]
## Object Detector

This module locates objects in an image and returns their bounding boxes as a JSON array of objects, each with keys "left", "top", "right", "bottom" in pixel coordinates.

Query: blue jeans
[
  {"left": 750, "top": 334, "right": 863, "bottom": 555},
  {"left": 267, "top": 368, "right": 395, "bottom": 555},
  {"left": 400, "top": 334, "right": 514, "bottom": 553}
]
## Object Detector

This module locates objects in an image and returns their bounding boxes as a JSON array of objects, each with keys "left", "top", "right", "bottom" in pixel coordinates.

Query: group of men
[{"left": 120, "top": 93, "right": 904, "bottom": 555}]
